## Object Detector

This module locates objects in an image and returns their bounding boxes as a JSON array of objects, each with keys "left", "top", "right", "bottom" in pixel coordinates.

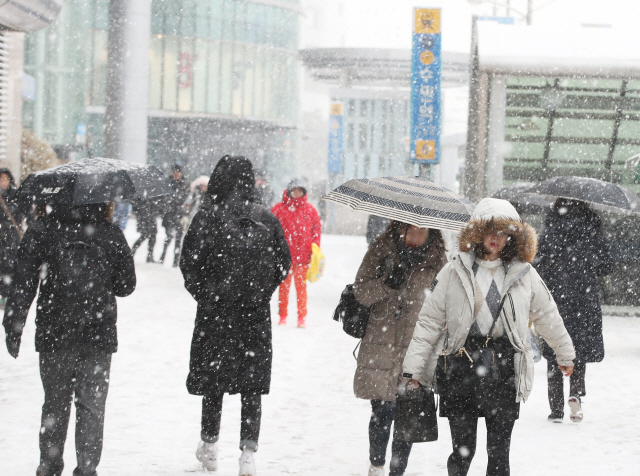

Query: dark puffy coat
[
  {"left": 536, "top": 206, "right": 613, "bottom": 363},
  {"left": 133, "top": 199, "right": 160, "bottom": 235},
  {"left": 180, "top": 156, "right": 291, "bottom": 396},
  {"left": 3, "top": 207, "right": 136, "bottom": 353},
  {"left": 162, "top": 176, "right": 189, "bottom": 229},
  {"left": 0, "top": 169, "right": 22, "bottom": 296}
]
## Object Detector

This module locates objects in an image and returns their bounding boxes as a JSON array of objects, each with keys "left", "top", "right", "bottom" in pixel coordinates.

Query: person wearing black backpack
[
  {"left": 180, "top": 156, "right": 291, "bottom": 476},
  {"left": 3, "top": 202, "right": 136, "bottom": 476}
]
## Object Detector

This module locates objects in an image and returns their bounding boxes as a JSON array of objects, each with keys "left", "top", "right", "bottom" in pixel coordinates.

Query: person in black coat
[
  {"left": 535, "top": 198, "right": 614, "bottom": 423},
  {"left": 159, "top": 164, "right": 189, "bottom": 266},
  {"left": 0, "top": 168, "right": 22, "bottom": 302},
  {"left": 180, "top": 156, "right": 290, "bottom": 474},
  {"left": 130, "top": 198, "right": 160, "bottom": 262},
  {"left": 3, "top": 202, "right": 136, "bottom": 476}
]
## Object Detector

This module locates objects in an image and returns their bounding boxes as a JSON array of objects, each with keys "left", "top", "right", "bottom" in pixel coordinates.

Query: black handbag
[
  {"left": 436, "top": 295, "right": 508, "bottom": 396},
  {"left": 332, "top": 284, "right": 371, "bottom": 338},
  {"left": 394, "top": 385, "right": 438, "bottom": 443}
]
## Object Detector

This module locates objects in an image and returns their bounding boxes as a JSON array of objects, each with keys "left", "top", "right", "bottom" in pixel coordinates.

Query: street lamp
[{"left": 467, "top": 0, "right": 533, "bottom": 25}]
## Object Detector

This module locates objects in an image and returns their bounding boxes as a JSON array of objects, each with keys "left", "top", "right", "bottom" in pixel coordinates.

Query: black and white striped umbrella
[{"left": 323, "top": 176, "right": 474, "bottom": 231}]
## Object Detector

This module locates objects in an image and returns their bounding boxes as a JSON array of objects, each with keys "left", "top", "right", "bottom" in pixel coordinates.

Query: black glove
[
  {"left": 384, "top": 263, "right": 408, "bottom": 290},
  {"left": 6, "top": 335, "right": 20, "bottom": 359}
]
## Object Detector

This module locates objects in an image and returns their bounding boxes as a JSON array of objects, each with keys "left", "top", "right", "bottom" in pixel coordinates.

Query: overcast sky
[{"left": 304, "top": 0, "right": 639, "bottom": 52}]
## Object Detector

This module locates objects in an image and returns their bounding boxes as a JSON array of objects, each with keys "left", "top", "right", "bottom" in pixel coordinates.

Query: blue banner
[
  {"left": 411, "top": 8, "right": 441, "bottom": 164},
  {"left": 328, "top": 103, "right": 344, "bottom": 175}
]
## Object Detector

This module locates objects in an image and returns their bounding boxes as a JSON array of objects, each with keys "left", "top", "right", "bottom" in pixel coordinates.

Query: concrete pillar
[
  {"left": 485, "top": 76, "right": 507, "bottom": 196},
  {"left": 4, "top": 32, "right": 24, "bottom": 180},
  {"left": 105, "top": 0, "right": 151, "bottom": 164}
]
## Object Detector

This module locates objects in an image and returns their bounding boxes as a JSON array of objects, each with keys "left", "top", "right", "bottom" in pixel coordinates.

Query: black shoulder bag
[{"left": 332, "top": 284, "right": 371, "bottom": 339}]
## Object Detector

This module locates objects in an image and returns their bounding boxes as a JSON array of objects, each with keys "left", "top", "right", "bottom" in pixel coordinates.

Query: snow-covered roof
[{"left": 477, "top": 23, "right": 640, "bottom": 78}]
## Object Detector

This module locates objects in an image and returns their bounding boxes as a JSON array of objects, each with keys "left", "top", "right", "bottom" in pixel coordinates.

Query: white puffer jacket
[{"left": 402, "top": 250, "right": 576, "bottom": 402}]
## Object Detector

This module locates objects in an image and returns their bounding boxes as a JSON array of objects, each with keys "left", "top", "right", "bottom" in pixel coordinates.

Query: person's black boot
[
  {"left": 548, "top": 411, "right": 564, "bottom": 423},
  {"left": 146, "top": 253, "right": 155, "bottom": 263}
]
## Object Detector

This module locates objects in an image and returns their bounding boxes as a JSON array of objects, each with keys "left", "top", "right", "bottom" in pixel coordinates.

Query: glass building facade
[
  {"left": 503, "top": 76, "right": 640, "bottom": 193},
  {"left": 22, "top": 0, "right": 301, "bottom": 178},
  {"left": 334, "top": 93, "right": 412, "bottom": 184}
]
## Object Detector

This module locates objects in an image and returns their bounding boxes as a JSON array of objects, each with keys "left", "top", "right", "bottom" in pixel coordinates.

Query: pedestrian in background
[
  {"left": 180, "top": 156, "right": 291, "bottom": 476},
  {"left": 159, "top": 163, "right": 189, "bottom": 266},
  {"left": 130, "top": 198, "right": 160, "bottom": 262},
  {"left": 3, "top": 202, "right": 136, "bottom": 476},
  {"left": 352, "top": 221, "right": 446, "bottom": 476},
  {"left": 271, "top": 179, "right": 321, "bottom": 328},
  {"left": 535, "top": 198, "right": 614, "bottom": 423},
  {"left": 253, "top": 170, "right": 275, "bottom": 208},
  {"left": 403, "top": 198, "right": 575, "bottom": 476},
  {"left": 0, "top": 168, "right": 22, "bottom": 306}
]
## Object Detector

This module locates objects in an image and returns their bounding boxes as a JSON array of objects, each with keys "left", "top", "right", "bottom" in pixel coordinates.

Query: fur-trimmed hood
[{"left": 458, "top": 198, "right": 538, "bottom": 263}]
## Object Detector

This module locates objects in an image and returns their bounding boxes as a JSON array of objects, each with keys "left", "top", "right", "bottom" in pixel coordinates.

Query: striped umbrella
[{"left": 323, "top": 176, "right": 474, "bottom": 232}]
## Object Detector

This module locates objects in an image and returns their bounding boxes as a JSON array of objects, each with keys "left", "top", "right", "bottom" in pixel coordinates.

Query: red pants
[{"left": 278, "top": 264, "right": 308, "bottom": 321}]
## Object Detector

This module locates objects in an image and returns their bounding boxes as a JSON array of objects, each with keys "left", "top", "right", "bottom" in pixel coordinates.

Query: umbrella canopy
[
  {"left": 524, "top": 175, "right": 640, "bottom": 215},
  {"left": 492, "top": 183, "right": 551, "bottom": 214},
  {"left": 323, "top": 176, "right": 474, "bottom": 231},
  {"left": 17, "top": 158, "right": 171, "bottom": 207}
]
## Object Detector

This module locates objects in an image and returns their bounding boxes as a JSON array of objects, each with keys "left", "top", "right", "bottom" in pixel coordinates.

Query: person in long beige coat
[{"left": 352, "top": 221, "right": 447, "bottom": 476}]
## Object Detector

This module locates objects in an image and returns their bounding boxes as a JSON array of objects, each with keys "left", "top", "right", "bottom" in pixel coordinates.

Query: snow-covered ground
[{"left": 1, "top": 231, "right": 639, "bottom": 475}]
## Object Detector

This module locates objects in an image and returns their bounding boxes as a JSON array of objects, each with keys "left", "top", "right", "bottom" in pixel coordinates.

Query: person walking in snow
[
  {"left": 402, "top": 198, "right": 576, "bottom": 476},
  {"left": 130, "top": 198, "right": 160, "bottom": 262},
  {"left": 159, "top": 163, "right": 189, "bottom": 266},
  {"left": 271, "top": 179, "right": 321, "bottom": 328},
  {"left": 0, "top": 168, "right": 22, "bottom": 305},
  {"left": 352, "top": 221, "right": 447, "bottom": 476},
  {"left": 535, "top": 198, "right": 613, "bottom": 423},
  {"left": 180, "top": 156, "right": 291, "bottom": 475},
  {"left": 3, "top": 203, "right": 136, "bottom": 476}
]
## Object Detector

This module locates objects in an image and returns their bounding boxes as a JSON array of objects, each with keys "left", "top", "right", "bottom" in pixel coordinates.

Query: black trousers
[
  {"left": 131, "top": 231, "right": 156, "bottom": 259},
  {"left": 38, "top": 350, "right": 111, "bottom": 476},
  {"left": 159, "top": 225, "right": 183, "bottom": 265},
  {"left": 369, "top": 400, "right": 413, "bottom": 476},
  {"left": 201, "top": 392, "right": 262, "bottom": 451},
  {"left": 447, "top": 413, "right": 516, "bottom": 476},
  {"left": 547, "top": 359, "right": 587, "bottom": 414}
]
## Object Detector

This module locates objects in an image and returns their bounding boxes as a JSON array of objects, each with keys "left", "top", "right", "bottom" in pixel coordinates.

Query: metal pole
[
  {"left": 527, "top": 0, "right": 532, "bottom": 25},
  {"left": 506, "top": 0, "right": 510, "bottom": 17}
]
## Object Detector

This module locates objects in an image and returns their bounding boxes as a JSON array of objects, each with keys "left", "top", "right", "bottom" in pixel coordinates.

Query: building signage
[
  {"left": 328, "top": 102, "right": 344, "bottom": 174},
  {"left": 410, "top": 8, "right": 441, "bottom": 164}
]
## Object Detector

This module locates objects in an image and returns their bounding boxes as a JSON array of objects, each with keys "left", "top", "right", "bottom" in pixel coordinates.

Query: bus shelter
[{"left": 464, "top": 23, "right": 640, "bottom": 202}]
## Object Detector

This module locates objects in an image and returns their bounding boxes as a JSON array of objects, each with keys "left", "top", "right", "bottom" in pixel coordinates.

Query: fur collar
[{"left": 458, "top": 218, "right": 538, "bottom": 263}]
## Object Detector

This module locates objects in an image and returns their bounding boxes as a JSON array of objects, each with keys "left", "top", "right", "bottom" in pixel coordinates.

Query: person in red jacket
[{"left": 271, "top": 179, "right": 321, "bottom": 328}]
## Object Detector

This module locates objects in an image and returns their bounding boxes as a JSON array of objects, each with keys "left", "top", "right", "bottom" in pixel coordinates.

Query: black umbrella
[
  {"left": 17, "top": 158, "right": 171, "bottom": 206},
  {"left": 492, "top": 183, "right": 551, "bottom": 214},
  {"left": 524, "top": 176, "right": 640, "bottom": 215}
]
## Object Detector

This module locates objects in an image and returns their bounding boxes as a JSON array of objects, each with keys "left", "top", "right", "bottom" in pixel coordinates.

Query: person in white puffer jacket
[{"left": 402, "top": 198, "right": 575, "bottom": 476}]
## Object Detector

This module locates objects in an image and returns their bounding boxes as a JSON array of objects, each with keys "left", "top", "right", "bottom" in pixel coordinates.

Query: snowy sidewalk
[{"left": 1, "top": 233, "right": 639, "bottom": 475}]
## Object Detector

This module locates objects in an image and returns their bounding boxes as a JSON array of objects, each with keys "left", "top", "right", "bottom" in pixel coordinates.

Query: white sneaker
[
  {"left": 239, "top": 449, "right": 257, "bottom": 476},
  {"left": 568, "top": 396, "right": 583, "bottom": 422},
  {"left": 368, "top": 465, "right": 385, "bottom": 476},
  {"left": 196, "top": 440, "right": 218, "bottom": 471}
]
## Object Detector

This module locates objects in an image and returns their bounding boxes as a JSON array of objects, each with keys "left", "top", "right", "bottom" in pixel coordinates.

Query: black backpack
[
  {"left": 332, "top": 284, "right": 371, "bottom": 338},
  {"left": 50, "top": 235, "right": 112, "bottom": 325},
  {"left": 209, "top": 206, "right": 277, "bottom": 303}
]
